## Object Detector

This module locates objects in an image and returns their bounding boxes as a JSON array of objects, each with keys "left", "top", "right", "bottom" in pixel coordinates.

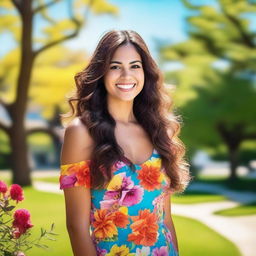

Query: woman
[{"left": 59, "top": 30, "right": 190, "bottom": 256}]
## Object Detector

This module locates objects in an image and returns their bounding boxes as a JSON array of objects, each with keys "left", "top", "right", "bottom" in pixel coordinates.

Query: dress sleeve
[{"left": 59, "top": 160, "right": 91, "bottom": 190}]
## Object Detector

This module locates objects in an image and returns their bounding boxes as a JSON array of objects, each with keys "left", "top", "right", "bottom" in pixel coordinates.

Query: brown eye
[
  {"left": 132, "top": 65, "right": 141, "bottom": 69},
  {"left": 110, "top": 65, "right": 120, "bottom": 70}
]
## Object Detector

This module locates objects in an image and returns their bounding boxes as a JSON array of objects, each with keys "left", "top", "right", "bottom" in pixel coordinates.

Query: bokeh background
[{"left": 0, "top": 0, "right": 256, "bottom": 255}]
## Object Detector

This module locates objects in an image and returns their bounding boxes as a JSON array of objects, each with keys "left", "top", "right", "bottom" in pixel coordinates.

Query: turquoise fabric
[{"left": 60, "top": 149, "right": 178, "bottom": 256}]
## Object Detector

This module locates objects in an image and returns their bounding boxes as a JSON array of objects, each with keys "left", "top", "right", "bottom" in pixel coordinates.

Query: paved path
[
  {"left": 172, "top": 201, "right": 256, "bottom": 256},
  {"left": 32, "top": 180, "right": 256, "bottom": 256},
  {"left": 34, "top": 181, "right": 62, "bottom": 194}
]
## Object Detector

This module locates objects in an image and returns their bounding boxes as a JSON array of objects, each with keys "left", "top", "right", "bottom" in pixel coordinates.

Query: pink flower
[
  {"left": 112, "top": 161, "right": 126, "bottom": 172},
  {"left": 100, "top": 198, "right": 119, "bottom": 210},
  {"left": 0, "top": 180, "right": 8, "bottom": 194},
  {"left": 12, "top": 209, "right": 33, "bottom": 236},
  {"left": 12, "top": 228, "right": 21, "bottom": 239},
  {"left": 101, "top": 174, "right": 144, "bottom": 209},
  {"left": 96, "top": 246, "right": 107, "bottom": 256},
  {"left": 152, "top": 246, "right": 169, "bottom": 256},
  {"left": 10, "top": 184, "right": 24, "bottom": 203},
  {"left": 14, "top": 252, "right": 26, "bottom": 256},
  {"left": 163, "top": 224, "right": 173, "bottom": 244},
  {"left": 119, "top": 185, "right": 144, "bottom": 206},
  {"left": 121, "top": 175, "right": 134, "bottom": 190},
  {"left": 59, "top": 174, "right": 77, "bottom": 189}
]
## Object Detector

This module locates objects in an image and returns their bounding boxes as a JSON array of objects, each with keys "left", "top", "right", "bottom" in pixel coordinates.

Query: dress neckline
[
  {"left": 60, "top": 149, "right": 158, "bottom": 167},
  {"left": 121, "top": 148, "right": 156, "bottom": 166}
]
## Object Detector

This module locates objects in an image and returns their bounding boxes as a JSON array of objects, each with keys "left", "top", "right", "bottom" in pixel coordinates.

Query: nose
[{"left": 121, "top": 67, "right": 131, "bottom": 78}]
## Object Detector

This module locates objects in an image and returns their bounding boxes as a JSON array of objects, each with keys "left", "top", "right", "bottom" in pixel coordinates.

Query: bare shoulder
[{"left": 60, "top": 117, "right": 94, "bottom": 165}]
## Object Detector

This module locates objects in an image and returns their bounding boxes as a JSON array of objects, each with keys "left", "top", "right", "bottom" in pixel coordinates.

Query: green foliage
[
  {"left": 30, "top": 46, "right": 89, "bottom": 119},
  {"left": 181, "top": 71, "right": 256, "bottom": 147},
  {"left": 15, "top": 188, "right": 71, "bottom": 256},
  {"left": 0, "top": 0, "right": 118, "bottom": 117},
  {"left": 214, "top": 201, "right": 256, "bottom": 216},
  {"left": 198, "top": 175, "right": 256, "bottom": 192},
  {"left": 172, "top": 190, "right": 226, "bottom": 204},
  {"left": 28, "top": 133, "right": 52, "bottom": 148},
  {"left": 0, "top": 131, "right": 10, "bottom": 154},
  {"left": 160, "top": 0, "right": 256, "bottom": 171},
  {"left": 0, "top": 183, "right": 57, "bottom": 255}
]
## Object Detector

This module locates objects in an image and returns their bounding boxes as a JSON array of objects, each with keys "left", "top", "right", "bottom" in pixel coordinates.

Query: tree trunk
[
  {"left": 8, "top": 0, "right": 34, "bottom": 186},
  {"left": 227, "top": 145, "right": 239, "bottom": 181},
  {"left": 52, "top": 135, "right": 62, "bottom": 166},
  {"left": 9, "top": 124, "right": 31, "bottom": 186},
  {"left": 217, "top": 123, "right": 242, "bottom": 181},
  {"left": 48, "top": 105, "right": 63, "bottom": 166}
]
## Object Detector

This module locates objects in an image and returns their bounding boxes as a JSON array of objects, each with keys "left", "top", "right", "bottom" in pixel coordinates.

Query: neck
[{"left": 107, "top": 97, "right": 137, "bottom": 124}]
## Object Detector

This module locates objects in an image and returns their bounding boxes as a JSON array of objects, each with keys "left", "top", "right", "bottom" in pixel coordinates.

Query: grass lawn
[
  {"left": 1, "top": 186, "right": 240, "bottom": 256},
  {"left": 214, "top": 201, "right": 256, "bottom": 216},
  {"left": 172, "top": 190, "right": 226, "bottom": 204},
  {"left": 17, "top": 188, "right": 73, "bottom": 256},
  {"left": 0, "top": 176, "right": 241, "bottom": 255},
  {"left": 34, "top": 176, "right": 59, "bottom": 183},
  {"left": 173, "top": 215, "right": 240, "bottom": 256}
]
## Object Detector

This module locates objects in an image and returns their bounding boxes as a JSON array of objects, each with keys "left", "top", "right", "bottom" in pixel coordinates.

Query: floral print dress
[{"left": 59, "top": 149, "right": 179, "bottom": 256}]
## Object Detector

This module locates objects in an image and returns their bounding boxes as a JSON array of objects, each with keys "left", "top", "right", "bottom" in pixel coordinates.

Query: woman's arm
[
  {"left": 64, "top": 187, "right": 96, "bottom": 256},
  {"left": 163, "top": 193, "right": 179, "bottom": 253},
  {"left": 61, "top": 118, "right": 96, "bottom": 256}
]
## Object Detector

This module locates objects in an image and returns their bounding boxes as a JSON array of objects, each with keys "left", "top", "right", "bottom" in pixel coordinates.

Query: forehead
[{"left": 111, "top": 44, "right": 142, "bottom": 62}]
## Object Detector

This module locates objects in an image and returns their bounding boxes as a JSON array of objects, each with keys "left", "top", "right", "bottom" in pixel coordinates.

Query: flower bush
[{"left": 0, "top": 180, "right": 57, "bottom": 256}]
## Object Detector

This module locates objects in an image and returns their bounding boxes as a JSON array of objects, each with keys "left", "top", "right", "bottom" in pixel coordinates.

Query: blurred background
[{"left": 0, "top": 0, "right": 256, "bottom": 255}]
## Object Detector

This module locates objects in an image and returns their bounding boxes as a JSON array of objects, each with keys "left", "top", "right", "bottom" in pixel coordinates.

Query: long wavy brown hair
[{"left": 61, "top": 30, "right": 190, "bottom": 192}]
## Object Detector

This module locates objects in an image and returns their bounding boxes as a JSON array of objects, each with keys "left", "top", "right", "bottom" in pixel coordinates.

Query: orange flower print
[
  {"left": 113, "top": 211, "right": 129, "bottom": 228},
  {"left": 92, "top": 209, "right": 117, "bottom": 240},
  {"left": 137, "top": 163, "right": 162, "bottom": 191},
  {"left": 76, "top": 162, "right": 91, "bottom": 187},
  {"left": 128, "top": 209, "right": 158, "bottom": 246},
  {"left": 60, "top": 161, "right": 91, "bottom": 189}
]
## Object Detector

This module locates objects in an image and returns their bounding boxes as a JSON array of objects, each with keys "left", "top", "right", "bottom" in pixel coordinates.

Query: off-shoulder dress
[{"left": 59, "top": 149, "right": 178, "bottom": 256}]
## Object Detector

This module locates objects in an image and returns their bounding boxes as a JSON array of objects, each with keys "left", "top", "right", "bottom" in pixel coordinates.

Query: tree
[
  {"left": 0, "top": 0, "right": 118, "bottom": 186},
  {"left": 160, "top": 0, "right": 256, "bottom": 179},
  {"left": 28, "top": 46, "right": 89, "bottom": 166}
]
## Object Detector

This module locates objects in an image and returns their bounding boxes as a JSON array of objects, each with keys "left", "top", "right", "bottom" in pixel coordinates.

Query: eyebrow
[{"left": 110, "top": 60, "right": 142, "bottom": 64}]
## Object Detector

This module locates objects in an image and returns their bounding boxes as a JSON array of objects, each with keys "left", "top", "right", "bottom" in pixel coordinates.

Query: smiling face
[{"left": 104, "top": 43, "right": 145, "bottom": 103}]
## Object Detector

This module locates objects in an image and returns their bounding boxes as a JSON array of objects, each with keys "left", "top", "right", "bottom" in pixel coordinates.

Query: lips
[{"left": 116, "top": 83, "right": 136, "bottom": 89}]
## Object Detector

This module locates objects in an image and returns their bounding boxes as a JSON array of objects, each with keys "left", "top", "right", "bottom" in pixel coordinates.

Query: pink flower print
[
  {"left": 152, "top": 193, "right": 165, "bottom": 219},
  {"left": 59, "top": 174, "right": 77, "bottom": 189},
  {"left": 163, "top": 224, "right": 173, "bottom": 244},
  {"left": 96, "top": 246, "right": 107, "bottom": 256},
  {"left": 101, "top": 191, "right": 121, "bottom": 209},
  {"left": 104, "top": 190, "right": 122, "bottom": 200},
  {"left": 119, "top": 185, "right": 144, "bottom": 206},
  {"left": 152, "top": 246, "right": 169, "bottom": 256},
  {"left": 100, "top": 198, "right": 120, "bottom": 210},
  {"left": 114, "top": 161, "right": 126, "bottom": 170},
  {"left": 136, "top": 246, "right": 151, "bottom": 255},
  {"left": 102, "top": 174, "right": 144, "bottom": 208},
  {"left": 121, "top": 175, "right": 134, "bottom": 190}
]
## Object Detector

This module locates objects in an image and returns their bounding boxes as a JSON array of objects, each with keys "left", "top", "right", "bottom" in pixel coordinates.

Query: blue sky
[
  {"left": 64, "top": 0, "right": 190, "bottom": 59},
  {"left": 1, "top": 0, "right": 255, "bottom": 61},
  {"left": 1, "top": 0, "right": 192, "bottom": 60}
]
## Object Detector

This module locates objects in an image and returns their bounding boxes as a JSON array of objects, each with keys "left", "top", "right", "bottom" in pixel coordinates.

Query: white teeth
[{"left": 116, "top": 83, "right": 135, "bottom": 89}]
